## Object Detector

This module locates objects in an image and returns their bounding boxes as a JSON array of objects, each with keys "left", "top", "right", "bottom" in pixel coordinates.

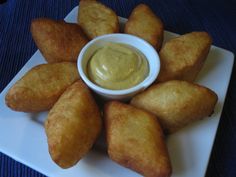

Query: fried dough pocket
[
  {"left": 124, "top": 4, "right": 164, "bottom": 51},
  {"left": 131, "top": 80, "right": 218, "bottom": 133},
  {"left": 5, "top": 62, "right": 79, "bottom": 112},
  {"left": 157, "top": 32, "right": 212, "bottom": 82},
  {"left": 105, "top": 101, "right": 172, "bottom": 177},
  {"left": 31, "top": 18, "right": 89, "bottom": 63},
  {"left": 77, "top": 0, "right": 119, "bottom": 39},
  {"left": 45, "top": 80, "right": 102, "bottom": 168}
]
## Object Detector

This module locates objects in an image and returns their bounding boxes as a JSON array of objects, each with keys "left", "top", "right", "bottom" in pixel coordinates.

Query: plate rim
[{"left": 0, "top": 5, "right": 235, "bottom": 177}]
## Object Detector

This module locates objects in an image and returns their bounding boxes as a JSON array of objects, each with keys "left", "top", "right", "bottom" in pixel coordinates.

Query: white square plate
[{"left": 0, "top": 6, "right": 234, "bottom": 177}]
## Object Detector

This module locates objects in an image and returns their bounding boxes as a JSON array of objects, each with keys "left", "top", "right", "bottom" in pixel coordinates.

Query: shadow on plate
[{"left": 29, "top": 111, "right": 48, "bottom": 125}]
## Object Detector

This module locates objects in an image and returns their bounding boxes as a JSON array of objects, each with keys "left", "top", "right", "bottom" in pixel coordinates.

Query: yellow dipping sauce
[{"left": 87, "top": 42, "right": 149, "bottom": 90}]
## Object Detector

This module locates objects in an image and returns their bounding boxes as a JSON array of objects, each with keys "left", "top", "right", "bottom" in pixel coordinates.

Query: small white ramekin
[{"left": 77, "top": 33, "right": 160, "bottom": 100}]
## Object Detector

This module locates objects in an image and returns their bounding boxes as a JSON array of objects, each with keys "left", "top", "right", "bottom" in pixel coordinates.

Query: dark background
[{"left": 0, "top": 0, "right": 236, "bottom": 176}]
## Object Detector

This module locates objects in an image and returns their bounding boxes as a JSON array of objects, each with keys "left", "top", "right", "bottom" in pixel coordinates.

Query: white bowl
[{"left": 77, "top": 33, "right": 160, "bottom": 100}]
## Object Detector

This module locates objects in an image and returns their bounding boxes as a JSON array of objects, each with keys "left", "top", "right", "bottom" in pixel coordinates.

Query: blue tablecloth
[{"left": 0, "top": 0, "right": 236, "bottom": 176}]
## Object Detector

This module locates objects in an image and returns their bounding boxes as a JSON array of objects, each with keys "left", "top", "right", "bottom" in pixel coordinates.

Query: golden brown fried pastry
[
  {"left": 157, "top": 32, "right": 212, "bottom": 82},
  {"left": 31, "top": 18, "right": 89, "bottom": 63},
  {"left": 5, "top": 62, "right": 79, "bottom": 112},
  {"left": 78, "top": 0, "right": 119, "bottom": 39},
  {"left": 124, "top": 4, "right": 164, "bottom": 51},
  {"left": 105, "top": 101, "right": 172, "bottom": 177},
  {"left": 131, "top": 80, "right": 218, "bottom": 134},
  {"left": 45, "top": 80, "right": 102, "bottom": 168}
]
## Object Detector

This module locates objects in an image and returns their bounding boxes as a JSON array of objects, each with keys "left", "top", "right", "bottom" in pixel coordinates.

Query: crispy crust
[
  {"left": 5, "top": 62, "right": 79, "bottom": 112},
  {"left": 78, "top": 0, "right": 119, "bottom": 39},
  {"left": 124, "top": 4, "right": 164, "bottom": 51},
  {"left": 45, "top": 80, "right": 102, "bottom": 168},
  {"left": 31, "top": 18, "right": 89, "bottom": 63},
  {"left": 131, "top": 80, "right": 218, "bottom": 133},
  {"left": 157, "top": 32, "right": 212, "bottom": 82},
  {"left": 105, "top": 101, "right": 172, "bottom": 177}
]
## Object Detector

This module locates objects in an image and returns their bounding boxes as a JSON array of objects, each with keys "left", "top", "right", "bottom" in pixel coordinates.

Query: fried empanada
[
  {"left": 45, "top": 80, "right": 102, "bottom": 168},
  {"left": 124, "top": 4, "right": 164, "bottom": 51},
  {"left": 31, "top": 18, "right": 89, "bottom": 63},
  {"left": 5, "top": 62, "right": 79, "bottom": 112},
  {"left": 105, "top": 101, "right": 172, "bottom": 177},
  {"left": 77, "top": 0, "right": 119, "bottom": 39},
  {"left": 131, "top": 80, "right": 218, "bottom": 134},
  {"left": 157, "top": 32, "right": 212, "bottom": 82}
]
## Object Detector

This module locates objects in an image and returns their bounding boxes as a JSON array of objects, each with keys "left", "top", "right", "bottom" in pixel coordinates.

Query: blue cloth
[{"left": 0, "top": 0, "right": 236, "bottom": 176}]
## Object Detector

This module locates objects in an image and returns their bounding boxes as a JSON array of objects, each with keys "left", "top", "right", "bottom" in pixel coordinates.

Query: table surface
[{"left": 0, "top": 0, "right": 236, "bottom": 177}]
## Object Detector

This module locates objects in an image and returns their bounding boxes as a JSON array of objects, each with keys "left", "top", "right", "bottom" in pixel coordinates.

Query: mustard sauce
[{"left": 87, "top": 43, "right": 149, "bottom": 90}]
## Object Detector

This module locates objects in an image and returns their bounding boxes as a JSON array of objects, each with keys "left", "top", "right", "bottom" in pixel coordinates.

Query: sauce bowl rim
[{"left": 77, "top": 33, "right": 160, "bottom": 97}]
